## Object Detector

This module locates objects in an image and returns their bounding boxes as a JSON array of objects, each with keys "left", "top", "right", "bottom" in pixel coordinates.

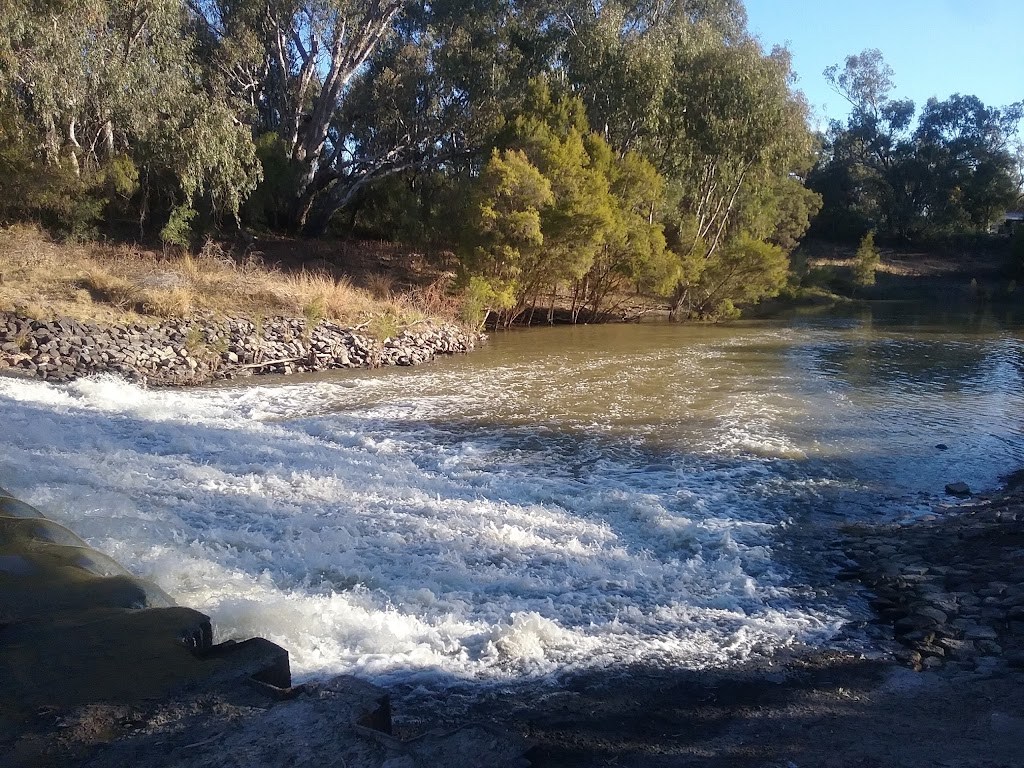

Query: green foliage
[
  {"left": 693, "top": 235, "right": 790, "bottom": 317},
  {"left": 739, "top": 176, "right": 823, "bottom": 253},
  {"left": 812, "top": 49, "right": 1022, "bottom": 241},
  {"left": 459, "top": 82, "right": 695, "bottom": 323},
  {"left": 160, "top": 206, "right": 197, "bottom": 250},
  {"left": 0, "top": 0, "right": 825, "bottom": 325},
  {"left": 244, "top": 133, "right": 302, "bottom": 229},
  {"left": 853, "top": 231, "right": 881, "bottom": 287},
  {"left": 0, "top": 104, "right": 98, "bottom": 237},
  {"left": 459, "top": 276, "right": 515, "bottom": 329},
  {"left": 576, "top": 144, "right": 678, "bottom": 317},
  {"left": 0, "top": 0, "right": 260, "bottom": 236},
  {"left": 461, "top": 147, "right": 554, "bottom": 323}
]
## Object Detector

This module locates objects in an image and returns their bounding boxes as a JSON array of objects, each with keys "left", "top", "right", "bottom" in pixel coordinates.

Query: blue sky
[{"left": 743, "top": 0, "right": 1024, "bottom": 128}]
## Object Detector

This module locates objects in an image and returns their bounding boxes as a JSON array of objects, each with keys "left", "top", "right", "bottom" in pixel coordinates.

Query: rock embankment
[
  {"left": 0, "top": 312, "right": 479, "bottom": 386},
  {"left": 842, "top": 485, "right": 1024, "bottom": 675}
]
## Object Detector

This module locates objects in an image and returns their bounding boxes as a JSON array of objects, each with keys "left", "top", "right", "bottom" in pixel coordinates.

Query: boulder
[{"left": 945, "top": 481, "right": 971, "bottom": 497}]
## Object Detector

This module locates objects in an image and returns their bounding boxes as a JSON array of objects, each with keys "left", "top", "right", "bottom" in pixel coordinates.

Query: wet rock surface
[
  {"left": 0, "top": 488, "right": 528, "bottom": 767},
  {"left": 384, "top": 480, "right": 1024, "bottom": 767},
  {"left": 842, "top": 486, "right": 1024, "bottom": 675},
  {"left": 396, "top": 647, "right": 1024, "bottom": 768},
  {"left": 0, "top": 312, "right": 479, "bottom": 386}
]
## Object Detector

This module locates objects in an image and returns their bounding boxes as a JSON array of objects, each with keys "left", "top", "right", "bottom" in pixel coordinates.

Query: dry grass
[
  {"left": 363, "top": 272, "right": 395, "bottom": 300},
  {"left": 803, "top": 239, "right": 1007, "bottom": 279},
  {"left": 0, "top": 225, "right": 466, "bottom": 336}
]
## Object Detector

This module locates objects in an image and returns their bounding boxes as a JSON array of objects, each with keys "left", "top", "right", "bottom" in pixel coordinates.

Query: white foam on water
[{"left": 0, "top": 369, "right": 845, "bottom": 686}]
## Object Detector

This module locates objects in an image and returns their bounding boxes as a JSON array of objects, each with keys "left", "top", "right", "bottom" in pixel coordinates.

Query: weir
[
  {"left": 0, "top": 486, "right": 530, "bottom": 767},
  {"left": 0, "top": 486, "right": 291, "bottom": 726}
]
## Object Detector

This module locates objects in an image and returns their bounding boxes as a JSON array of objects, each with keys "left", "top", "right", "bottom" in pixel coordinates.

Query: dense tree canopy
[
  {"left": 6, "top": 4, "right": 1015, "bottom": 323},
  {"left": 0, "top": 0, "right": 261, "bottom": 236},
  {"left": 810, "top": 49, "right": 1023, "bottom": 241}
]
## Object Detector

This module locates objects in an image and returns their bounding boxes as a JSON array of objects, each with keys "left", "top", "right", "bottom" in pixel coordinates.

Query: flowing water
[{"left": 2, "top": 304, "right": 1023, "bottom": 691}]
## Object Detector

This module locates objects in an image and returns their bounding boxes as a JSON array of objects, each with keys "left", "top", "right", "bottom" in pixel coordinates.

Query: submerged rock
[{"left": 844, "top": 478, "right": 1024, "bottom": 675}]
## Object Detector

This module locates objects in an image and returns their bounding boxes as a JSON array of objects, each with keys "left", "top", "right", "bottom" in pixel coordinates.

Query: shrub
[
  {"left": 160, "top": 206, "right": 197, "bottom": 251},
  {"left": 853, "top": 231, "right": 880, "bottom": 287}
]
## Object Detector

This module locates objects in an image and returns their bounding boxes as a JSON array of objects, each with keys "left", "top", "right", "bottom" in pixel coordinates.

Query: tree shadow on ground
[{"left": 397, "top": 648, "right": 1024, "bottom": 768}]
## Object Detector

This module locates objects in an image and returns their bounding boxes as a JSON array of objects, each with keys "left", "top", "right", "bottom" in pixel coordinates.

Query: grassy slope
[
  {"left": 0, "top": 226, "right": 465, "bottom": 339},
  {"left": 797, "top": 237, "right": 1016, "bottom": 302}
]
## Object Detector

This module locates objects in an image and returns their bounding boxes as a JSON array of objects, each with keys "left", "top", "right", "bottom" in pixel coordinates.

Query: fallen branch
[{"left": 236, "top": 356, "right": 302, "bottom": 370}]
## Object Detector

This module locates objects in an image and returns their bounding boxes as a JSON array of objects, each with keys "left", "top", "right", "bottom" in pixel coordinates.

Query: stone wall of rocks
[{"left": 0, "top": 312, "right": 479, "bottom": 386}]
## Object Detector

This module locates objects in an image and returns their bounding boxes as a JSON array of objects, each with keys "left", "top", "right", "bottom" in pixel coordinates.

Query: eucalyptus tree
[
  {"left": 560, "top": 0, "right": 747, "bottom": 157},
  {"left": 913, "top": 94, "right": 1023, "bottom": 231},
  {"left": 656, "top": 38, "right": 814, "bottom": 317},
  {"left": 190, "top": 0, "right": 412, "bottom": 231},
  {"left": 818, "top": 49, "right": 919, "bottom": 237},
  {"left": 812, "top": 49, "right": 1023, "bottom": 240},
  {"left": 192, "top": 0, "right": 566, "bottom": 233},
  {"left": 557, "top": 2, "right": 817, "bottom": 319},
  {"left": 0, "top": 0, "right": 260, "bottom": 234}
]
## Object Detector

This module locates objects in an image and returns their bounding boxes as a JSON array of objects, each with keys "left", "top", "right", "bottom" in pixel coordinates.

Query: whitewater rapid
[
  {"left": 0, "top": 363, "right": 845, "bottom": 685},
  {"left": 5, "top": 313, "right": 1021, "bottom": 687}
]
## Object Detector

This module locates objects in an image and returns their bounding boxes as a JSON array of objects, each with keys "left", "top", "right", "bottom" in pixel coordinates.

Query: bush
[
  {"left": 853, "top": 231, "right": 880, "bottom": 287},
  {"left": 160, "top": 206, "right": 197, "bottom": 251}
]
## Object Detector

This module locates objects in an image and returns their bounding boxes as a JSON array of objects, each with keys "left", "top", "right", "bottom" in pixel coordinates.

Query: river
[{"left": 1, "top": 304, "right": 1023, "bottom": 692}]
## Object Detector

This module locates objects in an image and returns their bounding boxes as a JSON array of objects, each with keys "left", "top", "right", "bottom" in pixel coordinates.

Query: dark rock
[
  {"left": 914, "top": 606, "right": 949, "bottom": 624},
  {"left": 895, "top": 614, "right": 941, "bottom": 634},
  {"left": 945, "top": 482, "right": 972, "bottom": 497},
  {"left": 915, "top": 642, "right": 945, "bottom": 658},
  {"left": 976, "top": 639, "right": 1003, "bottom": 655},
  {"left": 1006, "top": 652, "right": 1024, "bottom": 669},
  {"left": 937, "top": 637, "right": 975, "bottom": 658}
]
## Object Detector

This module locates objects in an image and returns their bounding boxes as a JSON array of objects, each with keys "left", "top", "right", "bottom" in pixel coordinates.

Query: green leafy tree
[
  {"left": 914, "top": 95, "right": 1023, "bottom": 232},
  {"left": 853, "top": 230, "right": 881, "bottom": 287},
  {"left": 462, "top": 148, "right": 554, "bottom": 326},
  {"left": 657, "top": 39, "right": 814, "bottom": 317},
  {"left": 811, "top": 49, "right": 1022, "bottom": 241},
  {"left": 0, "top": 0, "right": 261, "bottom": 233},
  {"left": 575, "top": 144, "right": 677, "bottom": 320},
  {"left": 512, "top": 86, "right": 617, "bottom": 313},
  {"left": 192, "top": 0, "right": 407, "bottom": 231},
  {"left": 689, "top": 234, "right": 789, "bottom": 317}
]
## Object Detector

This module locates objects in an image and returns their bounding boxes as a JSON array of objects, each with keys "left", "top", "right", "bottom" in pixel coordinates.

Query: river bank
[{"left": 0, "top": 311, "right": 478, "bottom": 385}]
